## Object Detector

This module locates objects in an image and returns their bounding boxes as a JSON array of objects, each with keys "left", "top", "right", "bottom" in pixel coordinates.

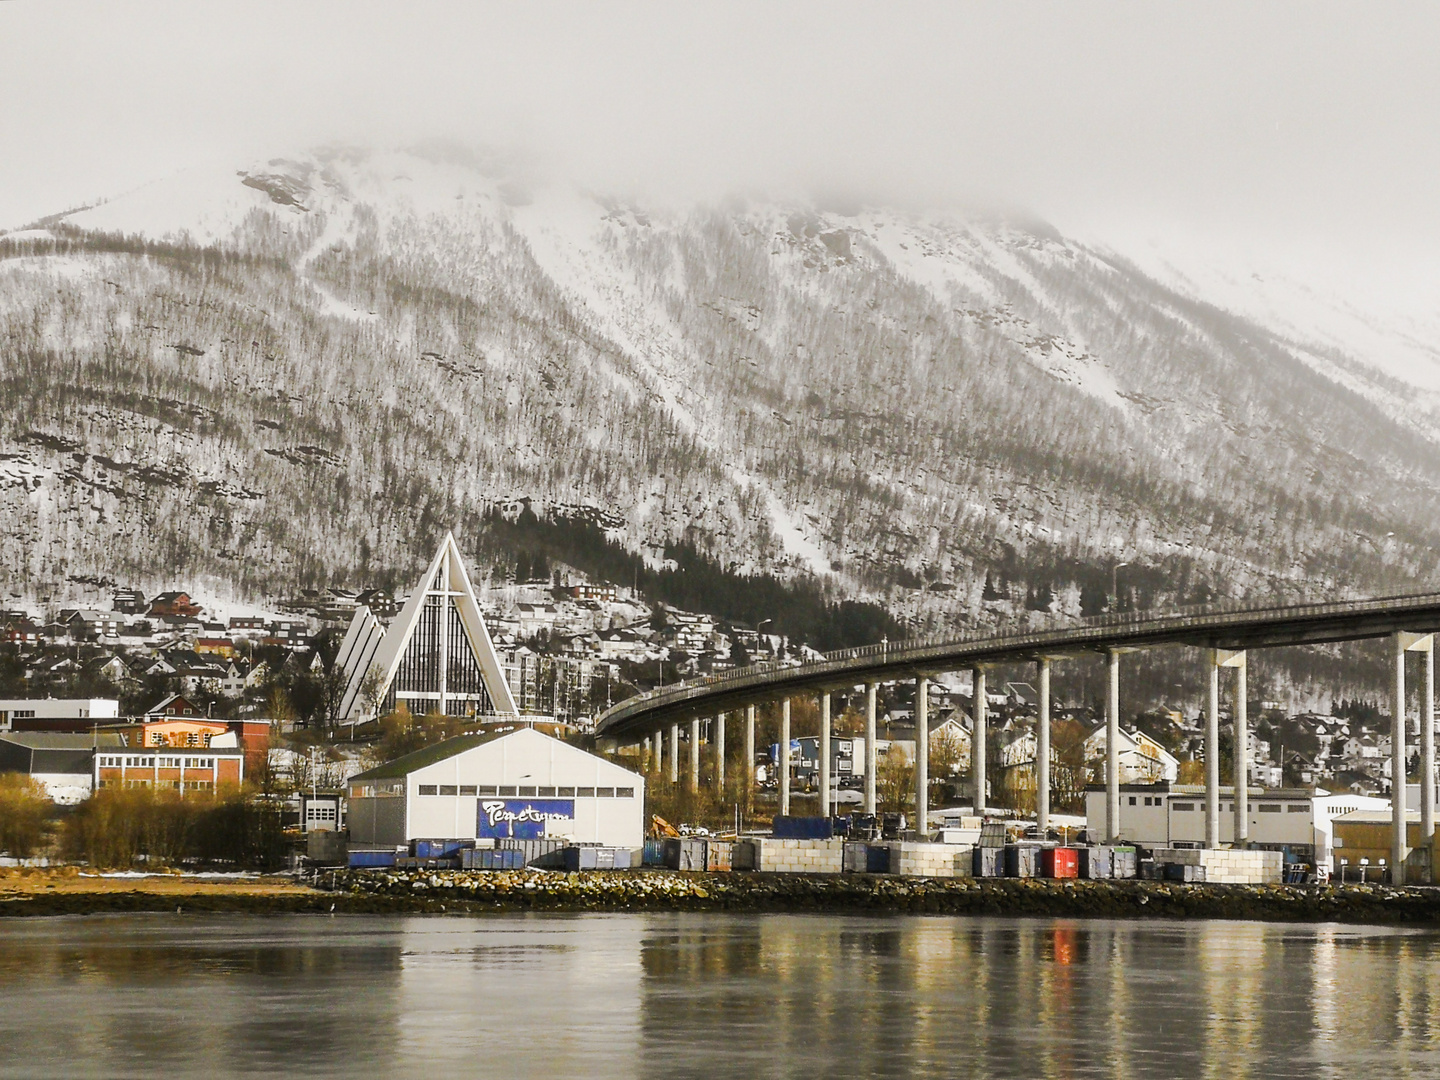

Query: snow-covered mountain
[{"left": 3, "top": 145, "right": 1439, "bottom": 632}]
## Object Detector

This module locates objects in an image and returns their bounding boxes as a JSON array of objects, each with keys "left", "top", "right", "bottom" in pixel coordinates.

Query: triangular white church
[{"left": 335, "top": 533, "right": 519, "bottom": 722}]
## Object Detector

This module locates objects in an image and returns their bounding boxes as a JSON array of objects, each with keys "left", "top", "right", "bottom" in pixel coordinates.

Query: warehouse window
[
  {"left": 616, "top": 788, "right": 635, "bottom": 798},
  {"left": 459, "top": 786, "right": 477, "bottom": 796},
  {"left": 418, "top": 785, "right": 438, "bottom": 796},
  {"left": 577, "top": 787, "right": 595, "bottom": 797},
  {"left": 439, "top": 785, "right": 458, "bottom": 796},
  {"left": 1172, "top": 803, "right": 1195, "bottom": 812},
  {"left": 478, "top": 785, "right": 498, "bottom": 796},
  {"left": 498, "top": 785, "right": 517, "bottom": 796},
  {"left": 1128, "top": 797, "right": 1136, "bottom": 806},
  {"left": 596, "top": 787, "right": 615, "bottom": 798},
  {"left": 1287, "top": 805, "right": 1308, "bottom": 813},
  {"left": 537, "top": 786, "right": 556, "bottom": 797},
  {"left": 518, "top": 785, "right": 537, "bottom": 796},
  {"left": 1259, "top": 804, "right": 1282, "bottom": 813},
  {"left": 557, "top": 786, "right": 576, "bottom": 797}
]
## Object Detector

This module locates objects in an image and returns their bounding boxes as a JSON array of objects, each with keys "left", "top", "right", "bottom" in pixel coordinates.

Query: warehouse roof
[
  {"left": 348, "top": 732, "right": 497, "bottom": 781},
  {"left": 0, "top": 732, "right": 124, "bottom": 749}
]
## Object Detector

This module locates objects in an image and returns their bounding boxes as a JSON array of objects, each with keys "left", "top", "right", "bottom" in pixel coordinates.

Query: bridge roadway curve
[{"left": 595, "top": 590, "right": 1440, "bottom": 740}]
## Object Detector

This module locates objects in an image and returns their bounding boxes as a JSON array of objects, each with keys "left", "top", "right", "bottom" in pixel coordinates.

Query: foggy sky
[{"left": 2, "top": 1, "right": 1438, "bottom": 272}]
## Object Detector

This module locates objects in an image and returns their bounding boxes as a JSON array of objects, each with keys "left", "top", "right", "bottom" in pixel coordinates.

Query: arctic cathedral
[{"left": 335, "top": 533, "right": 519, "bottom": 723}]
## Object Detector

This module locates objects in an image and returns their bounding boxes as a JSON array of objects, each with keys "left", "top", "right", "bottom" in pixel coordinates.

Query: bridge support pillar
[
  {"left": 780, "top": 698, "right": 792, "bottom": 817},
  {"left": 973, "top": 668, "right": 987, "bottom": 816},
  {"left": 690, "top": 717, "right": 701, "bottom": 791},
  {"left": 653, "top": 730, "right": 662, "bottom": 774},
  {"left": 1037, "top": 658, "right": 1051, "bottom": 837},
  {"left": 715, "top": 713, "right": 726, "bottom": 792},
  {"left": 864, "top": 683, "right": 878, "bottom": 815},
  {"left": 820, "top": 692, "right": 832, "bottom": 818},
  {"left": 1207, "top": 649, "right": 1244, "bottom": 847},
  {"left": 915, "top": 676, "right": 929, "bottom": 837},
  {"left": 746, "top": 705, "right": 756, "bottom": 789},
  {"left": 1234, "top": 658, "right": 1249, "bottom": 845},
  {"left": 1425, "top": 643, "right": 1436, "bottom": 881},
  {"left": 669, "top": 721, "right": 679, "bottom": 785},
  {"left": 1105, "top": 650, "right": 1120, "bottom": 843},
  {"left": 1393, "top": 633, "right": 1434, "bottom": 883}
]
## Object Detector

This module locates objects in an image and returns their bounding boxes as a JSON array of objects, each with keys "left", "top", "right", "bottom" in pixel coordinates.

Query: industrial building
[
  {"left": 0, "top": 698, "right": 119, "bottom": 732},
  {"left": 0, "top": 732, "right": 121, "bottom": 803},
  {"left": 346, "top": 727, "right": 644, "bottom": 849},
  {"left": 1084, "top": 781, "right": 1390, "bottom": 865}
]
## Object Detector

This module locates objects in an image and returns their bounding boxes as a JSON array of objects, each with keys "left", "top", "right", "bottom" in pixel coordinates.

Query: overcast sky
[{"left": 3, "top": 1, "right": 1438, "bottom": 275}]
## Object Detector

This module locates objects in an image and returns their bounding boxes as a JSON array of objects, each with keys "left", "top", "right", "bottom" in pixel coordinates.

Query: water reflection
[{"left": 2, "top": 914, "right": 1440, "bottom": 1078}]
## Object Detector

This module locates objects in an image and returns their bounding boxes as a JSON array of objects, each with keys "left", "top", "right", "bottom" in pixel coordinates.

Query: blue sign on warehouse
[{"left": 478, "top": 799, "right": 576, "bottom": 839}]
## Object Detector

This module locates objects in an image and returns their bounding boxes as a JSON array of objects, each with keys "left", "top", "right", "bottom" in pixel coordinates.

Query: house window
[
  {"left": 186, "top": 734, "right": 199, "bottom": 746},
  {"left": 13, "top": 710, "right": 33, "bottom": 719},
  {"left": 418, "top": 785, "right": 438, "bottom": 796}
]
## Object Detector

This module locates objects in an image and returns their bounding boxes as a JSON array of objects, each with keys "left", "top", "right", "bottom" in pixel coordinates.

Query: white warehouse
[{"left": 347, "top": 727, "right": 645, "bottom": 849}]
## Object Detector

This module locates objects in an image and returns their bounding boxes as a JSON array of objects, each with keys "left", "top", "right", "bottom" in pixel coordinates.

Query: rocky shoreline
[{"left": 7, "top": 869, "right": 1440, "bottom": 924}]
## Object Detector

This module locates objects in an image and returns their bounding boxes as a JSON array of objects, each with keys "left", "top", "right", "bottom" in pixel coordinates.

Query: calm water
[{"left": 2, "top": 912, "right": 1439, "bottom": 1078}]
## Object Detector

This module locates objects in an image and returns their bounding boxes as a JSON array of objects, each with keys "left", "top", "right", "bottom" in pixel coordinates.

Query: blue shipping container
[
  {"left": 642, "top": 839, "right": 666, "bottom": 866},
  {"left": 348, "top": 850, "right": 397, "bottom": 868},
  {"left": 772, "top": 816, "right": 834, "bottom": 840}
]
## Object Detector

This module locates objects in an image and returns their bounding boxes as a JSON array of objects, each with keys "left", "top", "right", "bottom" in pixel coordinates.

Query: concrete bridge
[{"left": 595, "top": 591, "right": 1440, "bottom": 881}]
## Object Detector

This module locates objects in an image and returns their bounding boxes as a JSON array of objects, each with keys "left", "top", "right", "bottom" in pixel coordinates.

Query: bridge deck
[{"left": 595, "top": 591, "right": 1440, "bottom": 738}]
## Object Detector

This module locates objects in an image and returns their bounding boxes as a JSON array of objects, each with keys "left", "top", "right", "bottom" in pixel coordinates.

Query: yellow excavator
[{"left": 650, "top": 814, "right": 681, "bottom": 838}]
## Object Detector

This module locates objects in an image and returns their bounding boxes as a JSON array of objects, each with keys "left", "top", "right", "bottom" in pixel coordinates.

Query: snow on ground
[
  {"left": 60, "top": 162, "right": 285, "bottom": 243},
  {"left": 1088, "top": 223, "right": 1440, "bottom": 417}
]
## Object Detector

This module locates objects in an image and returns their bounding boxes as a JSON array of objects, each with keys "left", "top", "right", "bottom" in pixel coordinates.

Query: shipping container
[
  {"left": 642, "top": 839, "right": 666, "bottom": 867},
  {"left": 1040, "top": 847, "right": 1079, "bottom": 879},
  {"left": 866, "top": 844, "right": 893, "bottom": 874},
  {"left": 347, "top": 849, "right": 398, "bottom": 869},
  {"left": 772, "top": 816, "right": 836, "bottom": 840},
  {"left": 1079, "top": 847, "right": 1113, "bottom": 880},
  {"left": 842, "top": 841, "right": 868, "bottom": 873},
  {"left": 564, "top": 847, "right": 600, "bottom": 871},
  {"left": 663, "top": 837, "right": 707, "bottom": 870},
  {"left": 1164, "top": 862, "right": 1206, "bottom": 883},
  {"left": 733, "top": 839, "right": 759, "bottom": 871},
  {"left": 1003, "top": 845, "right": 1038, "bottom": 878},
  {"left": 973, "top": 846, "right": 1003, "bottom": 877},
  {"left": 1113, "top": 847, "right": 1138, "bottom": 879},
  {"left": 706, "top": 840, "right": 734, "bottom": 871}
]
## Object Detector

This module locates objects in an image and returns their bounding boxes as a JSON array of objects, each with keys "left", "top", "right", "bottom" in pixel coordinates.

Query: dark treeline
[{"left": 480, "top": 506, "right": 902, "bottom": 651}]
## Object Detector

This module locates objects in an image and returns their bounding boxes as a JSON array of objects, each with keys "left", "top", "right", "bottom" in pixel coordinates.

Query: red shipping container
[{"left": 1040, "top": 847, "right": 1079, "bottom": 879}]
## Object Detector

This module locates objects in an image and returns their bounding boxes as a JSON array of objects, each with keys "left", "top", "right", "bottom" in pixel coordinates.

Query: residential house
[
  {"left": 111, "top": 588, "right": 148, "bottom": 614},
  {"left": 148, "top": 591, "right": 201, "bottom": 619}
]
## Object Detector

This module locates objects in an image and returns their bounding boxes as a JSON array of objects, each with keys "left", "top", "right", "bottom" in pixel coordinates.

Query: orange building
[{"left": 94, "top": 748, "right": 244, "bottom": 793}]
